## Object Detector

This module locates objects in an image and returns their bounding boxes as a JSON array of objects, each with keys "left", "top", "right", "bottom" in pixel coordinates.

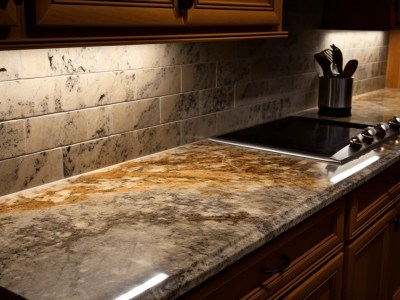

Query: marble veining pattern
[
  {"left": 160, "top": 92, "right": 200, "bottom": 123},
  {"left": 0, "top": 136, "right": 399, "bottom": 300},
  {"left": 0, "top": 71, "right": 136, "bottom": 121},
  {"left": 180, "top": 114, "right": 217, "bottom": 144},
  {"left": 0, "top": 120, "right": 26, "bottom": 160},
  {"left": 136, "top": 67, "right": 181, "bottom": 100},
  {"left": 217, "top": 60, "right": 250, "bottom": 87},
  {"left": 199, "top": 86, "right": 234, "bottom": 115},
  {"left": 62, "top": 133, "right": 135, "bottom": 177},
  {"left": 181, "top": 63, "right": 216, "bottom": 93},
  {"left": 111, "top": 98, "right": 160, "bottom": 134},
  {"left": 0, "top": 45, "right": 161, "bottom": 81},
  {"left": 0, "top": 149, "right": 63, "bottom": 196},
  {"left": 26, "top": 111, "right": 87, "bottom": 153}
]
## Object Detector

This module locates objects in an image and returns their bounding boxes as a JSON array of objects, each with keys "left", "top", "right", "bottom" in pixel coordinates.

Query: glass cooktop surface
[{"left": 210, "top": 116, "right": 373, "bottom": 163}]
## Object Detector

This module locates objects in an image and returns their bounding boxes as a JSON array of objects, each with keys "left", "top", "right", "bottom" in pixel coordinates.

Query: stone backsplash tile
[
  {"left": 111, "top": 98, "right": 160, "bottom": 134},
  {"left": 0, "top": 71, "right": 136, "bottom": 121},
  {"left": 180, "top": 114, "right": 217, "bottom": 144},
  {"left": 131, "top": 122, "right": 181, "bottom": 158},
  {"left": 160, "top": 43, "right": 203, "bottom": 66},
  {"left": 85, "top": 106, "right": 113, "bottom": 140},
  {"left": 217, "top": 60, "right": 250, "bottom": 87},
  {"left": 161, "top": 92, "right": 200, "bottom": 123},
  {"left": 0, "top": 44, "right": 161, "bottom": 81},
  {"left": 136, "top": 66, "right": 181, "bottom": 99},
  {"left": 182, "top": 63, "right": 216, "bottom": 92},
  {"left": 199, "top": 86, "right": 234, "bottom": 115},
  {"left": 0, "top": 149, "right": 63, "bottom": 197},
  {"left": 216, "top": 104, "right": 263, "bottom": 134},
  {"left": 0, "top": 120, "right": 26, "bottom": 160},
  {"left": 26, "top": 111, "right": 87, "bottom": 153},
  {"left": 62, "top": 133, "right": 135, "bottom": 177}
]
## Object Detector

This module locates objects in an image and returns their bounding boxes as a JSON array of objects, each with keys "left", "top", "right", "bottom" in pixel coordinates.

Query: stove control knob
[
  {"left": 361, "top": 127, "right": 377, "bottom": 144},
  {"left": 349, "top": 134, "right": 363, "bottom": 150},
  {"left": 389, "top": 115, "right": 400, "bottom": 130},
  {"left": 374, "top": 122, "right": 389, "bottom": 138}
]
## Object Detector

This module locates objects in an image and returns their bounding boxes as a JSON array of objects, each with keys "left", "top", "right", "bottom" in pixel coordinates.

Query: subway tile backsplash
[{"left": 0, "top": 28, "right": 389, "bottom": 196}]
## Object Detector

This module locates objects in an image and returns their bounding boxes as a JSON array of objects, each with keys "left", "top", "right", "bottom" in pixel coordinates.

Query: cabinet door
[
  {"left": 343, "top": 210, "right": 393, "bottom": 300},
  {"left": 283, "top": 253, "right": 343, "bottom": 300},
  {"left": 34, "top": 0, "right": 182, "bottom": 27},
  {"left": 187, "top": 0, "right": 282, "bottom": 27},
  {"left": 388, "top": 202, "right": 400, "bottom": 300},
  {"left": 0, "top": 1, "right": 18, "bottom": 26}
]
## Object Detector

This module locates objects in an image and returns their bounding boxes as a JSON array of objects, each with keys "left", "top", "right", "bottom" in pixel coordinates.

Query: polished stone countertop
[{"left": 0, "top": 89, "right": 400, "bottom": 300}]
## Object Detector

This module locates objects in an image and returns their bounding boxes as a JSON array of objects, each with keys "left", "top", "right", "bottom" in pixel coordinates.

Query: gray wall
[{"left": 0, "top": 2, "right": 389, "bottom": 196}]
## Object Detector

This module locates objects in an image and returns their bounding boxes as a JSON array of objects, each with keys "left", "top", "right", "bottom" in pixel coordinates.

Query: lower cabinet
[
  {"left": 388, "top": 202, "right": 400, "bottom": 300},
  {"left": 282, "top": 253, "right": 343, "bottom": 300},
  {"left": 343, "top": 210, "right": 393, "bottom": 300}
]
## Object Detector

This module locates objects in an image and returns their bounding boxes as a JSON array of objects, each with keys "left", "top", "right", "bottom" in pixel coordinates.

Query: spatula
[{"left": 331, "top": 44, "right": 344, "bottom": 76}]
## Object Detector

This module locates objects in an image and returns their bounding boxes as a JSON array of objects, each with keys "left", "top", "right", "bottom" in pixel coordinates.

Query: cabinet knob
[
  {"left": 261, "top": 255, "right": 291, "bottom": 274},
  {"left": 178, "top": 0, "right": 194, "bottom": 16}
]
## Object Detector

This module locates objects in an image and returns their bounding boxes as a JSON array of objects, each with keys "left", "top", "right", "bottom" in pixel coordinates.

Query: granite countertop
[{"left": 1, "top": 89, "right": 400, "bottom": 300}]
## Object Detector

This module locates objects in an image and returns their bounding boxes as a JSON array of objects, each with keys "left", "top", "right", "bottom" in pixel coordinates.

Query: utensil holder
[{"left": 318, "top": 77, "right": 353, "bottom": 117}]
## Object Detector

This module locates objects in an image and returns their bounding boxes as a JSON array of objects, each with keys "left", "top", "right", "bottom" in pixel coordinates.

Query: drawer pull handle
[{"left": 261, "top": 255, "right": 291, "bottom": 274}]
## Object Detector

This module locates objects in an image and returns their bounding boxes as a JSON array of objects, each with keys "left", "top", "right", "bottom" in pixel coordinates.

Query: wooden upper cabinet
[
  {"left": 322, "top": 0, "right": 399, "bottom": 30},
  {"left": 0, "top": 0, "right": 286, "bottom": 49},
  {"left": 187, "top": 0, "right": 282, "bottom": 28},
  {"left": 34, "top": 0, "right": 182, "bottom": 27},
  {"left": 0, "top": 1, "right": 18, "bottom": 26}
]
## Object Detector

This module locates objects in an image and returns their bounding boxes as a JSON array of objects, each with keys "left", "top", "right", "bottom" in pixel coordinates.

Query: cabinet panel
[
  {"left": 345, "top": 161, "right": 400, "bottom": 241},
  {"left": 322, "top": 0, "right": 395, "bottom": 30},
  {"left": 196, "top": 0, "right": 271, "bottom": 9},
  {"left": 34, "top": 0, "right": 181, "bottom": 27},
  {"left": 283, "top": 253, "right": 343, "bottom": 300},
  {"left": 187, "top": 0, "right": 281, "bottom": 27},
  {"left": 388, "top": 203, "right": 400, "bottom": 300},
  {"left": 343, "top": 210, "right": 393, "bottom": 300},
  {"left": 0, "top": 2, "right": 18, "bottom": 26}
]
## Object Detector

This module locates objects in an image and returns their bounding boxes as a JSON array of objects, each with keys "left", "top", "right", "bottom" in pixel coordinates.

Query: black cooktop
[
  {"left": 210, "top": 116, "right": 388, "bottom": 163},
  {"left": 213, "top": 116, "right": 369, "bottom": 157}
]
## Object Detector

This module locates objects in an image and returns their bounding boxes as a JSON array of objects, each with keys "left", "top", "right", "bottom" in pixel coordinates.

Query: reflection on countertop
[{"left": 0, "top": 89, "right": 399, "bottom": 300}]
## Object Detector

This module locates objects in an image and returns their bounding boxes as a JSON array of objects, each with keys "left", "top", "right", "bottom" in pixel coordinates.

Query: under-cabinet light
[
  {"left": 330, "top": 155, "right": 380, "bottom": 184},
  {"left": 115, "top": 273, "right": 168, "bottom": 300}
]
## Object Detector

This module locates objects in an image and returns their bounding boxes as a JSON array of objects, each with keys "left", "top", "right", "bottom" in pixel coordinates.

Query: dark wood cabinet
[
  {"left": 283, "top": 253, "right": 343, "bottom": 300},
  {"left": 388, "top": 202, "right": 400, "bottom": 299},
  {"left": 0, "top": 1, "right": 18, "bottom": 26},
  {"left": 322, "top": 0, "right": 400, "bottom": 30},
  {"left": 343, "top": 210, "right": 392, "bottom": 300},
  {"left": 343, "top": 160, "right": 400, "bottom": 300},
  {"left": 0, "top": 0, "right": 286, "bottom": 49},
  {"left": 34, "top": 0, "right": 181, "bottom": 27}
]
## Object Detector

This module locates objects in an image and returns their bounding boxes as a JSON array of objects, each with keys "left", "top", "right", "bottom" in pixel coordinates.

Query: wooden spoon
[{"left": 342, "top": 59, "right": 358, "bottom": 78}]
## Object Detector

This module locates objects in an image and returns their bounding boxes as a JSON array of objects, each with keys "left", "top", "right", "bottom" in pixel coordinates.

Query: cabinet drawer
[
  {"left": 345, "top": 161, "right": 400, "bottom": 241},
  {"left": 181, "top": 200, "right": 344, "bottom": 299},
  {"left": 250, "top": 252, "right": 343, "bottom": 300}
]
